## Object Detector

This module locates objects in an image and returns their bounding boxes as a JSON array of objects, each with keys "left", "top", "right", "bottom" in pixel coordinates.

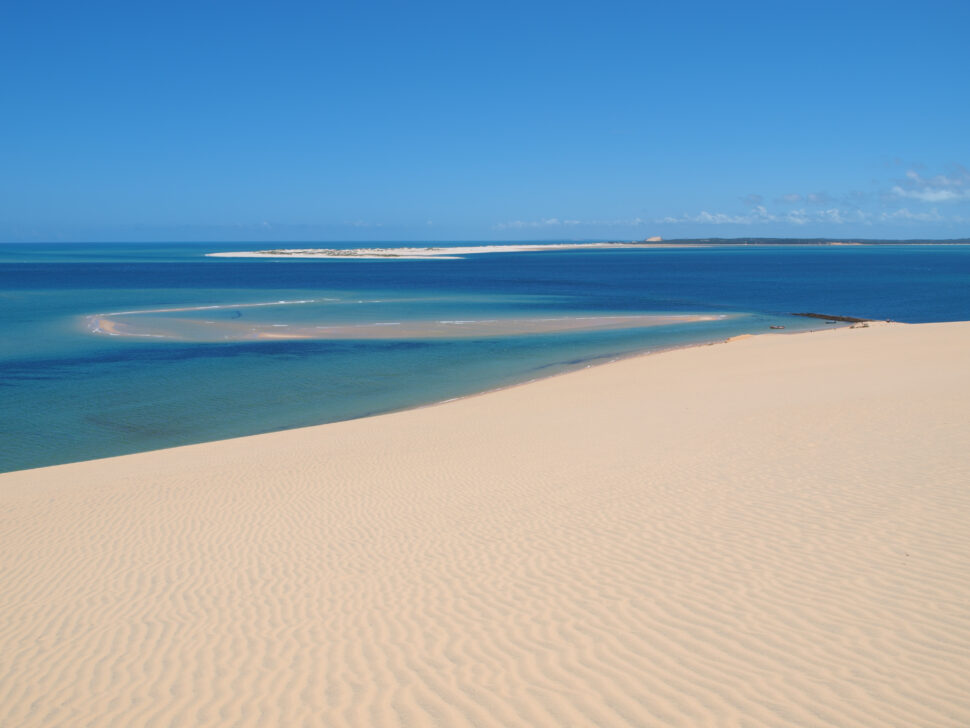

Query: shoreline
[
  {"left": 2, "top": 320, "right": 969, "bottom": 726},
  {"left": 403, "top": 321, "right": 848, "bottom": 422},
  {"left": 16, "top": 318, "right": 820, "bottom": 475}
]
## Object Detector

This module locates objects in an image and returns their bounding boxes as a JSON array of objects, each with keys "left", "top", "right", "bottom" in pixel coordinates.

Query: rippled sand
[{"left": 2, "top": 321, "right": 969, "bottom": 727}]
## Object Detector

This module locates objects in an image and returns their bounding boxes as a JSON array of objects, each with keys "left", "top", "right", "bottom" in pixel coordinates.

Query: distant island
[
  {"left": 656, "top": 237, "right": 970, "bottom": 245},
  {"left": 207, "top": 237, "right": 970, "bottom": 260},
  {"left": 207, "top": 242, "right": 685, "bottom": 259}
]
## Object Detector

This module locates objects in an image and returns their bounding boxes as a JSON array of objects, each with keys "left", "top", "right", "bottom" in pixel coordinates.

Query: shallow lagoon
[{"left": 2, "top": 242, "right": 968, "bottom": 472}]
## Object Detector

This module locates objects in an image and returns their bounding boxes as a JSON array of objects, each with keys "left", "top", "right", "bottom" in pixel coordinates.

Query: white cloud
[
  {"left": 892, "top": 167, "right": 970, "bottom": 202},
  {"left": 784, "top": 209, "right": 808, "bottom": 225},
  {"left": 891, "top": 186, "right": 969, "bottom": 202},
  {"left": 650, "top": 163, "right": 967, "bottom": 230},
  {"left": 600, "top": 217, "right": 645, "bottom": 226},
  {"left": 659, "top": 207, "right": 873, "bottom": 226},
  {"left": 495, "top": 218, "right": 571, "bottom": 229},
  {"left": 906, "top": 168, "right": 967, "bottom": 187},
  {"left": 695, "top": 211, "right": 756, "bottom": 224},
  {"left": 777, "top": 192, "right": 833, "bottom": 205},
  {"left": 879, "top": 208, "right": 943, "bottom": 222},
  {"left": 661, "top": 206, "right": 775, "bottom": 225}
]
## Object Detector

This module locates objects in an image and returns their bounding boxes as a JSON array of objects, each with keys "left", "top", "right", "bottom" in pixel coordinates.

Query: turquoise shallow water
[{"left": 2, "top": 242, "right": 969, "bottom": 473}]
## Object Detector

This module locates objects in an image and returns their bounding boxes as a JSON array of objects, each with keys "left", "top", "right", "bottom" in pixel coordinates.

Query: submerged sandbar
[{"left": 87, "top": 309, "right": 724, "bottom": 342}]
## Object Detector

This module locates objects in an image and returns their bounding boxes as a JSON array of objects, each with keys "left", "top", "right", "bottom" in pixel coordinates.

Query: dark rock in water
[{"left": 792, "top": 312, "right": 871, "bottom": 323}]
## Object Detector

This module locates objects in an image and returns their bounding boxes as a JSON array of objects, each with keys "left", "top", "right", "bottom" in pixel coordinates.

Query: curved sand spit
[
  {"left": 86, "top": 311, "right": 720, "bottom": 342},
  {"left": 2, "top": 321, "right": 969, "bottom": 727}
]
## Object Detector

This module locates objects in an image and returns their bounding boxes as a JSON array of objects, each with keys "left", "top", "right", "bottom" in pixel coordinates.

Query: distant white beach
[{"left": 207, "top": 241, "right": 682, "bottom": 259}]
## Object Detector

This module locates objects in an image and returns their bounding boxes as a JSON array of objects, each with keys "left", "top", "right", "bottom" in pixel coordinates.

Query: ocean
[{"left": 2, "top": 242, "right": 969, "bottom": 473}]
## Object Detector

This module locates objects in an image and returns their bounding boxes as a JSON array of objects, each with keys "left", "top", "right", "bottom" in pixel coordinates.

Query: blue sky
[{"left": 1, "top": 0, "right": 968, "bottom": 242}]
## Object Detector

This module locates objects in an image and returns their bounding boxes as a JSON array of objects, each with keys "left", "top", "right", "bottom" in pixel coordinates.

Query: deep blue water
[{"left": 2, "top": 242, "right": 969, "bottom": 473}]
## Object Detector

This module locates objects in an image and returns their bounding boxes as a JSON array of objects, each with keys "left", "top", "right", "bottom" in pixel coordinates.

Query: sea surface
[{"left": 2, "top": 242, "right": 969, "bottom": 473}]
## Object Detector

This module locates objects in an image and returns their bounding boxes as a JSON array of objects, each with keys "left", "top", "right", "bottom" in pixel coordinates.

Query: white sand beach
[
  {"left": 205, "top": 242, "right": 693, "bottom": 259},
  {"left": 204, "top": 242, "right": 915, "bottom": 260},
  {"left": 2, "top": 321, "right": 969, "bottom": 727}
]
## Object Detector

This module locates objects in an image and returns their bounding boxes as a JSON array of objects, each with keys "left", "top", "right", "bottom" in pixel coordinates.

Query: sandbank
[
  {"left": 206, "top": 242, "right": 700, "bottom": 259},
  {"left": 85, "top": 310, "right": 722, "bottom": 342},
  {"left": 2, "top": 321, "right": 969, "bottom": 726}
]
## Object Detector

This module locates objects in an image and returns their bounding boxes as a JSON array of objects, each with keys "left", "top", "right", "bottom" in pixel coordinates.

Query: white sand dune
[{"left": 2, "top": 321, "right": 969, "bottom": 727}]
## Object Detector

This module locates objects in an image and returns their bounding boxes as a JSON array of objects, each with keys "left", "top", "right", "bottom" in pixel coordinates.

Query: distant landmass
[
  {"left": 209, "top": 238, "right": 970, "bottom": 261},
  {"left": 637, "top": 237, "right": 970, "bottom": 245}
]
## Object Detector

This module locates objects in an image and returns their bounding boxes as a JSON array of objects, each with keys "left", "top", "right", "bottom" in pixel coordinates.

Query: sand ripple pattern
[{"left": 2, "top": 322, "right": 969, "bottom": 726}]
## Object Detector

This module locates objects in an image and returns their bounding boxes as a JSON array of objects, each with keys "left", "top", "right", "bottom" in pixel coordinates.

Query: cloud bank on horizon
[{"left": 496, "top": 164, "right": 970, "bottom": 238}]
